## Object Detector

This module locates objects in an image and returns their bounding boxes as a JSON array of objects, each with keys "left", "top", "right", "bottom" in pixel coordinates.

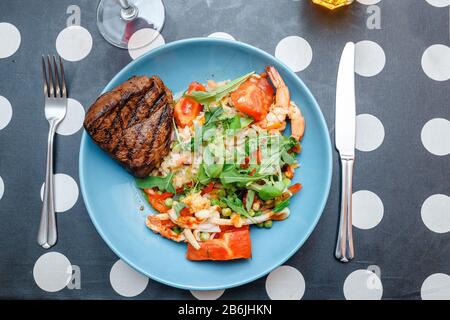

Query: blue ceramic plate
[{"left": 79, "top": 38, "right": 332, "bottom": 290}]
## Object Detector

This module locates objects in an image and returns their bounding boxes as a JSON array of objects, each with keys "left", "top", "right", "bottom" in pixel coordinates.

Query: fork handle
[
  {"left": 37, "top": 121, "right": 58, "bottom": 249},
  {"left": 335, "top": 156, "right": 355, "bottom": 262}
]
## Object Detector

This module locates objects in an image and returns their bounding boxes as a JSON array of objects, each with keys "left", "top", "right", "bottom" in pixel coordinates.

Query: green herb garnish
[
  {"left": 135, "top": 173, "right": 175, "bottom": 194},
  {"left": 248, "top": 180, "right": 285, "bottom": 201},
  {"left": 273, "top": 198, "right": 290, "bottom": 213},
  {"left": 219, "top": 166, "right": 264, "bottom": 188},
  {"left": 173, "top": 202, "right": 186, "bottom": 217},
  {"left": 187, "top": 72, "right": 254, "bottom": 105},
  {"left": 221, "top": 195, "right": 255, "bottom": 222},
  {"left": 197, "top": 163, "right": 212, "bottom": 185},
  {"left": 245, "top": 190, "right": 255, "bottom": 212}
]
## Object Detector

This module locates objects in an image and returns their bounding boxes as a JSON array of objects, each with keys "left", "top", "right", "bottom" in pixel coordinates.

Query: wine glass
[{"left": 97, "top": 0, "right": 165, "bottom": 49}]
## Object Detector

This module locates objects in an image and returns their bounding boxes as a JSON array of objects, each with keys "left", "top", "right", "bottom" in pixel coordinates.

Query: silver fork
[{"left": 37, "top": 55, "right": 67, "bottom": 249}]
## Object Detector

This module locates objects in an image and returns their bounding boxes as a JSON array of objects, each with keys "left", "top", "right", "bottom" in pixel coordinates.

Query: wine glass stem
[
  {"left": 119, "top": 0, "right": 131, "bottom": 9},
  {"left": 119, "top": 0, "right": 138, "bottom": 21}
]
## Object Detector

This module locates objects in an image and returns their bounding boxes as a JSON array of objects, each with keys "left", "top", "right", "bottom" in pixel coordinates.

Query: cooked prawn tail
[
  {"left": 266, "top": 66, "right": 285, "bottom": 89},
  {"left": 289, "top": 104, "right": 305, "bottom": 141},
  {"left": 266, "top": 66, "right": 290, "bottom": 109}
]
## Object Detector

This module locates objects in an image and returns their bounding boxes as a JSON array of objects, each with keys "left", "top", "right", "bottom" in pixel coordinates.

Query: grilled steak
[{"left": 84, "top": 75, "right": 174, "bottom": 178}]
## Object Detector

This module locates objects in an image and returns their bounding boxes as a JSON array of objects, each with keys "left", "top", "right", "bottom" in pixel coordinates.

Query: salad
[{"left": 135, "top": 66, "right": 305, "bottom": 261}]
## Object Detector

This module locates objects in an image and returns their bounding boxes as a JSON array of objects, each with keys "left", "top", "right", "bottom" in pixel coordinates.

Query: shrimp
[
  {"left": 146, "top": 214, "right": 185, "bottom": 242},
  {"left": 288, "top": 103, "right": 305, "bottom": 141},
  {"left": 147, "top": 212, "right": 202, "bottom": 249},
  {"left": 266, "top": 66, "right": 290, "bottom": 109},
  {"left": 257, "top": 66, "right": 305, "bottom": 141}
]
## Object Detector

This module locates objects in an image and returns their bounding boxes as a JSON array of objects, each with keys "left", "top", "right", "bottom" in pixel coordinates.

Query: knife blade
[
  {"left": 335, "top": 42, "right": 356, "bottom": 263},
  {"left": 335, "top": 42, "right": 356, "bottom": 157}
]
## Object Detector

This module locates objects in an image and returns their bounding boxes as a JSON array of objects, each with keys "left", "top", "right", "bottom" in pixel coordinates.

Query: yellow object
[{"left": 312, "top": 0, "right": 354, "bottom": 10}]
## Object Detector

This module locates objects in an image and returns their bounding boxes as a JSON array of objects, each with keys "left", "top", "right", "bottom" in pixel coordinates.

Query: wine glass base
[{"left": 97, "top": 0, "right": 165, "bottom": 49}]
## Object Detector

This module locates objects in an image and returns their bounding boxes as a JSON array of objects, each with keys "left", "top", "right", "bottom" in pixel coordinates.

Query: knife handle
[{"left": 335, "top": 156, "right": 355, "bottom": 263}]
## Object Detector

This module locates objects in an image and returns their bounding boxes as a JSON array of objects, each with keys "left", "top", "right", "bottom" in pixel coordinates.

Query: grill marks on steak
[{"left": 84, "top": 75, "right": 174, "bottom": 178}]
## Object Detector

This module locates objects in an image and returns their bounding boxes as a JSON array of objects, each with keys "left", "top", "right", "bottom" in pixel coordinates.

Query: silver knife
[{"left": 335, "top": 42, "right": 356, "bottom": 263}]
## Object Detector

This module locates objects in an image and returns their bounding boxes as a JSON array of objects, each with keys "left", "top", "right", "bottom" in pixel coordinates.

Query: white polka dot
[
  {"left": 421, "top": 118, "right": 450, "bottom": 156},
  {"left": 0, "top": 95, "right": 12, "bottom": 130},
  {"left": 343, "top": 269, "right": 383, "bottom": 300},
  {"left": 110, "top": 259, "right": 148, "bottom": 297},
  {"left": 0, "top": 176, "right": 4, "bottom": 200},
  {"left": 265, "top": 265, "right": 305, "bottom": 300},
  {"left": 33, "top": 252, "right": 72, "bottom": 292},
  {"left": 56, "top": 26, "right": 92, "bottom": 62},
  {"left": 353, "top": 190, "right": 384, "bottom": 229},
  {"left": 275, "top": 36, "right": 313, "bottom": 72},
  {"left": 421, "top": 273, "right": 450, "bottom": 299},
  {"left": 356, "top": 114, "right": 385, "bottom": 152},
  {"left": 357, "top": 0, "right": 381, "bottom": 4},
  {"left": 425, "top": 0, "right": 450, "bottom": 7},
  {"left": 0, "top": 22, "right": 21, "bottom": 58},
  {"left": 355, "top": 40, "right": 386, "bottom": 77},
  {"left": 207, "top": 32, "right": 235, "bottom": 40},
  {"left": 56, "top": 98, "right": 85, "bottom": 136},
  {"left": 421, "top": 44, "right": 450, "bottom": 81},
  {"left": 421, "top": 194, "right": 450, "bottom": 233},
  {"left": 40, "top": 173, "right": 79, "bottom": 213},
  {"left": 128, "top": 28, "right": 165, "bottom": 60},
  {"left": 191, "top": 290, "right": 225, "bottom": 300}
]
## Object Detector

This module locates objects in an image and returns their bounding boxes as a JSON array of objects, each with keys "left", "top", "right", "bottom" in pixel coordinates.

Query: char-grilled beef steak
[{"left": 84, "top": 75, "right": 174, "bottom": 178}]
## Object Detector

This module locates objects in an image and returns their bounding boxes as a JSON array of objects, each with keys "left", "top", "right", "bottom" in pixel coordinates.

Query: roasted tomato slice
[
  {"left": 288, "top": 183, "right": 302, "bottom": 195},
  {"left": 147, "top": 195, "right": 169, "bottom": 213},
  {"left": 174, "top": 82, "right": 207, "bottom": 127},
  {"left": 230, "top": 76, "right": 274, "bottom": 121},
  {"left": 145, "top": 190, "right": 173, "bottom": 213},
  {"left": 291, "top": 143, "right": 301, "bottom": 154},
  {"left": 179, "top": 207, "right": 192, "bottom": 217},
  {"left": 188, "top": 82, "right": 206, "bottom": 92},
  {"left": 174, "top": 97, "right": 202, "bottom": 127},
  {"left": 186, "top": 226, "right": 252, "bottom": 261},
  {"left": 201, "top": 182, "right": 215, "bottom": 195}
]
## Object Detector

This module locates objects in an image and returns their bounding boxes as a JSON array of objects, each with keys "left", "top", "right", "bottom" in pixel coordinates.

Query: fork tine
[
  {"left": 58, "top": 56, "right": 67, "bottom": 98},
  {"left": 41, "top": 56, "right": 49, "bottom": 97},
  {"left": 46, "top": 55, "right": 54, "bottom": 97},
  {"left": 52, "top": 55, "right": 61, "bottom": 97}
]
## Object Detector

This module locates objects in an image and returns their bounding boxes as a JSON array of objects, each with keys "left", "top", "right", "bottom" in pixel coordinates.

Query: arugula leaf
[
  {"left": 229, "top": 115, "right": 241, "bottom": 130},
  {"left": 273, "top": 198, "right": 290, "bottom": 213},
  {"left": 203, "top": 144, "right": 224, "bottom": 178},
  {"left": 205, "top": 164, "right": 223, "bottom": 179},
  {"left": 222, "top": 197, "right": 245, "bottom": 215},
  {"left": 281, "top": 136, "right": 299, "bottom": 150},
  {"left": 173, "top": 202, "right": 186, "bottom": 217},
  {"left": 240, "top": 116, "right": 253, "bottom": 128},
  {"left": 219, "top": 166, "right": 264, "bottom": 187},
  {"left": 197, "top": 164, "right": 211, "bottom": 185},
  {"left": 258, "top": 149, "right": 282, "bottom": 175},
  {"left": 245, "top": 190, "right": 255, "bottom": 212},
  {"left": 202, "top": 125, "right": 217, "bottom": 141},
  {"left": 135, "top": 173, "right": 175, "bottom": 194},
  {"left": 281, "top": 150, "right": 296, "bottom": 165},
  {"left": 221, "top": 196, "right": 255, "bottom": 222},
  {"left": 249, "top": 181, "right": 285, "bottom": 200},
  {"left": 203, "top": 106, "right": 224, "bottom": 128},
  {"left": 187, "top": 72, "right": 254, "bottom": 105}
]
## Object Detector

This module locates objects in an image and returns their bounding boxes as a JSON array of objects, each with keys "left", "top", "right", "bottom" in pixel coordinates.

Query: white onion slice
[{"left": 183, "top": 229, "right": 200, "bottom": 250}]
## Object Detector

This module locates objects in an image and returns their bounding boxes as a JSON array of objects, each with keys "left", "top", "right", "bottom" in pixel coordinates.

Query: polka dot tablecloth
[{"left": 0, "top": 0, "right": 449, "bottom": 300}]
